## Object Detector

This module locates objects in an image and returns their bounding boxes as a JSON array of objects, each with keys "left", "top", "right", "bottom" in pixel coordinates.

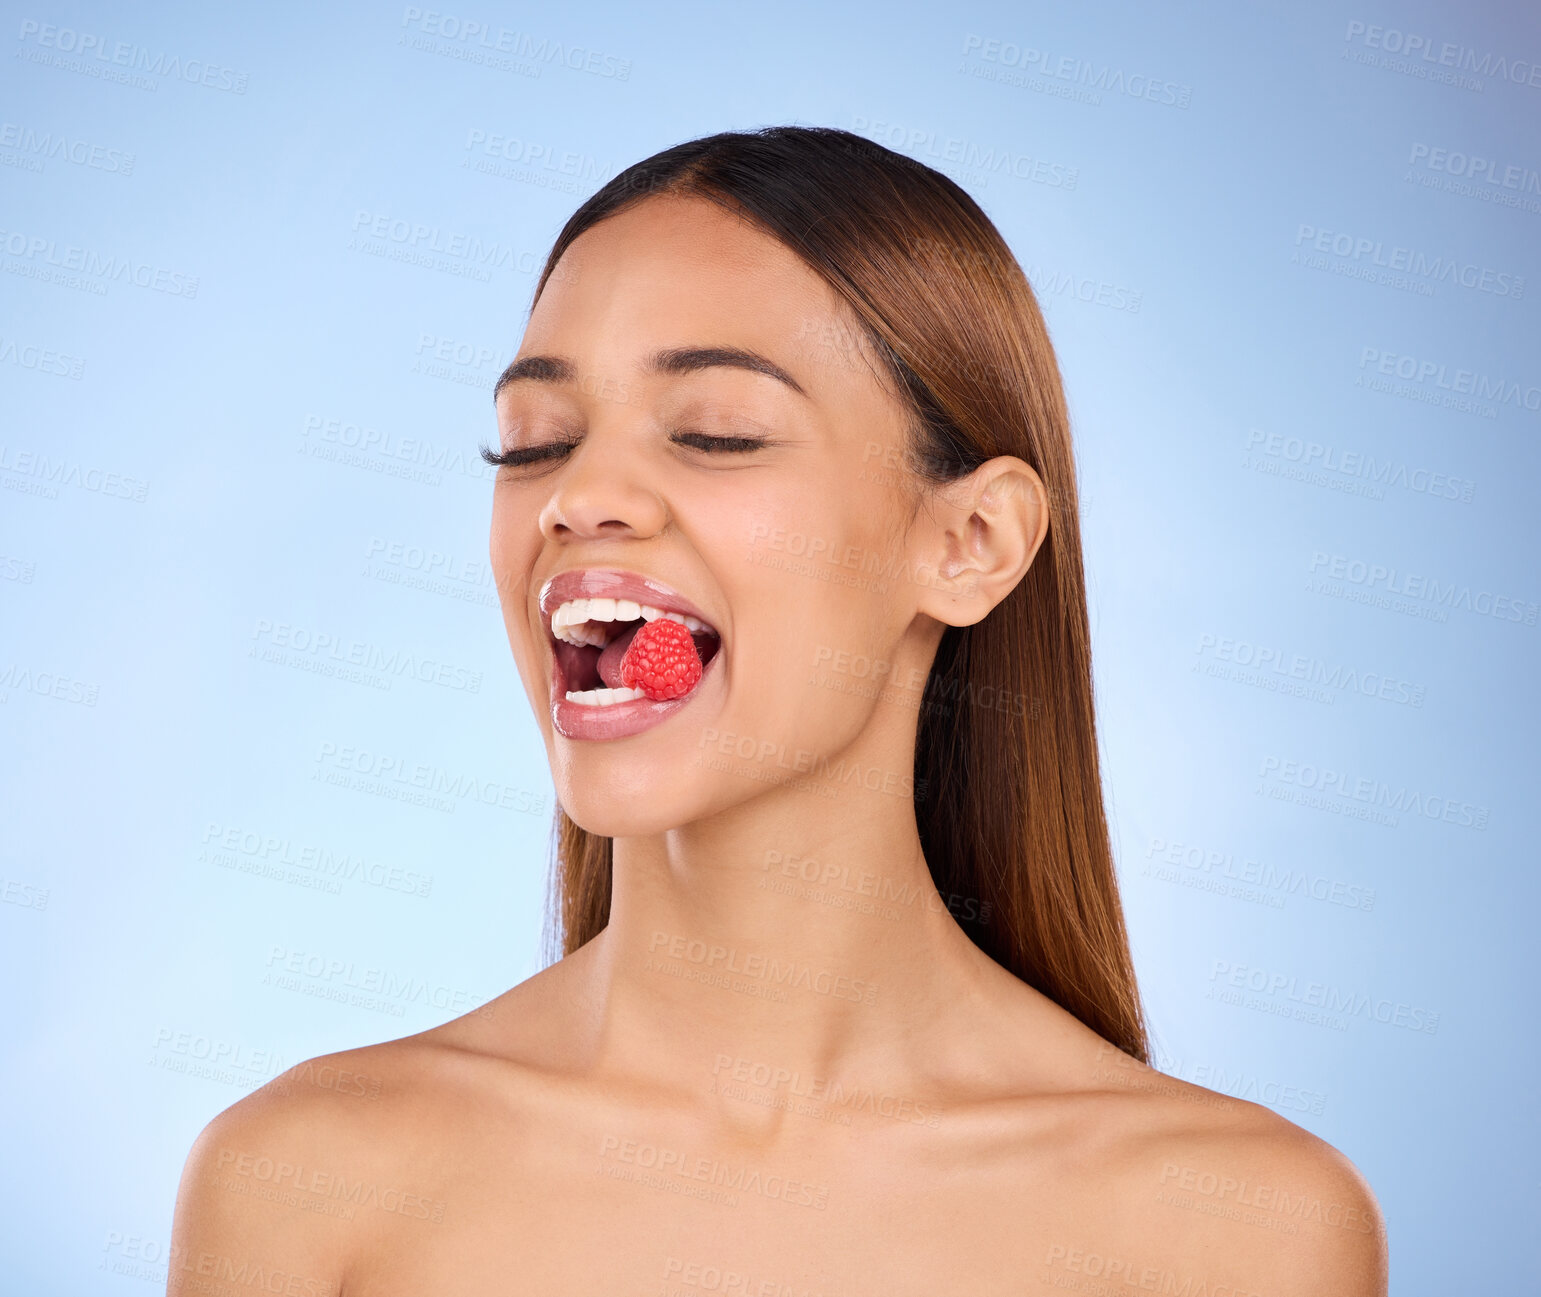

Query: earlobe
[{"left": 916, "top": 456, "right": 1047, "bottom": 628}]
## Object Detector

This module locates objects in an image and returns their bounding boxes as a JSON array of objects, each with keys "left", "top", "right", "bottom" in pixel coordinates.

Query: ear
[{"left": 909, "top": 456, "right": 1049, "bottom": 629}]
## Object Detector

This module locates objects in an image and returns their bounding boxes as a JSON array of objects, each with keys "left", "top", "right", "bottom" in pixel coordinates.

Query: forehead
[{"left": 520, "top": 193, "right": 861, "bottom": 373}]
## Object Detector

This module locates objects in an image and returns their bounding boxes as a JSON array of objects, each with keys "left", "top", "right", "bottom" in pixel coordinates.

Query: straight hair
[{"left": 523, "top": 125, "right": 1149, "bottom": 1063}]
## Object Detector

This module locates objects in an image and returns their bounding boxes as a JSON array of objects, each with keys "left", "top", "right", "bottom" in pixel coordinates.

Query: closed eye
[
  {"left": 671, "top": 430, "right": 769, "bottom": 453},
  {"left": 480, "top": 430, "right": 769, "bottom": 468},
  {"left": 479, "top": 440, "right": 575, "bottom": 468}
]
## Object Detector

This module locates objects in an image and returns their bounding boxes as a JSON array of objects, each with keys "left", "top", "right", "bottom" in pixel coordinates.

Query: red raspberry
[{"left": 619, "top": 617, "right": 703, "bottom": 701}]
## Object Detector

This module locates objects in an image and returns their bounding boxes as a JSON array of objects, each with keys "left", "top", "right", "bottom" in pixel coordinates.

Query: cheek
[
  {"left": 717, "top": 494, "right": 894, "bottom": 684},
  {"left": 735, "top": 606, "right": 876, "bottom": 734},
  {"left": 488, "top": 492, "right": 541, "bottom": 667},
  {"left": 489, "top": 490, "right": 535, "bottom": 593},
  {"left": 489, "top": 485, "right": 520, "bottom": 551}
]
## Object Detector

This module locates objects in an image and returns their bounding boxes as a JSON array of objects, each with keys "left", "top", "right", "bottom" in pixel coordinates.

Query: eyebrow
[{"left": 493, "top": 345, "right": 808, "bottom": 402}]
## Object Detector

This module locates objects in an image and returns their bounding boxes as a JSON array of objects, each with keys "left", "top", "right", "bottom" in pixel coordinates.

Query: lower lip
[{"left": 549, "top": 643, "right": 722, "bottom": 742}]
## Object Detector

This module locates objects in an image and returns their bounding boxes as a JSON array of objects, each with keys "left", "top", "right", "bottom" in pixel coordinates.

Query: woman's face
[{"left": 490, "top": 192, "right": 939, "bottom": 838}]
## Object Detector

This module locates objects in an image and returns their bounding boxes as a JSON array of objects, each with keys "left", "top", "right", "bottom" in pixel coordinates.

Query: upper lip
[{"left": 537, "top": 568, "right": 719, "bottom": 642}]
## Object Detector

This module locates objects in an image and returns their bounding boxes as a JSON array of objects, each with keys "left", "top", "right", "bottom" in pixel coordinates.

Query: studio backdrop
[{"left": 2, "top": 1, "right": 1536, "bottom": 1292}]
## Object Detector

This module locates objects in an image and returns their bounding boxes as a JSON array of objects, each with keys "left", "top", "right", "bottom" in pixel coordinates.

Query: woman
[{"left": 169, "top": 126, "right": 1386, "bottom": 1295}]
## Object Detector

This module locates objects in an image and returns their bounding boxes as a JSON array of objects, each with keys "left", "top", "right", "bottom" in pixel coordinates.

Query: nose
[{"left": 536, "top": 431, "right": 670, "bottom": 544}]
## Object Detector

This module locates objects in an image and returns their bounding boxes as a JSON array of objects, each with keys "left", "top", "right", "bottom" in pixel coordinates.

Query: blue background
[{"left": 2, "top": 0, "right": 1537, "bottom": 1290}]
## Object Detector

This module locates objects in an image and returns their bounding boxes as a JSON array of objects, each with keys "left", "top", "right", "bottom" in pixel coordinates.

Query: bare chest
[{"left": 336, "top": 1115, "right": 1066, "bottom": 1296}]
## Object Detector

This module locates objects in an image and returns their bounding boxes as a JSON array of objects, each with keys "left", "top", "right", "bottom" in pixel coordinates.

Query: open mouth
[{"left": 547, "top": 597, "right": 723, "bottom": 707}]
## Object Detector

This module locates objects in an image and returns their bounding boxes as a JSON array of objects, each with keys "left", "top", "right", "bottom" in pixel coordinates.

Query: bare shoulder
[
  {"left": 167, "top": 1037, "right": 429, "bottom": 1293},
  {"left": 1067, "top": 1044, "right": 1388, "bottom": 1297},
  {"left": 166, "top": 990, "right": 539, "bottom": 1296}
]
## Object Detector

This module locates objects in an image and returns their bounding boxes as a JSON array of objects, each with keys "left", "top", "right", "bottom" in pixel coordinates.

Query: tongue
[{"left": 597, "top": 621, "right": 645, "bottom": 689}]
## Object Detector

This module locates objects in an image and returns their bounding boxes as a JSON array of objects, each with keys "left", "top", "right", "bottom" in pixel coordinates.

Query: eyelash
[{"left": 480, "top": 430, "right": 768, "bottom": 468}]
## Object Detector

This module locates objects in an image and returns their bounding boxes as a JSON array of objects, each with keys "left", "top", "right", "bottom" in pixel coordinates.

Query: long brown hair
[{"left": 525, "top": 125, "right": 1149, "bottom": 1063}]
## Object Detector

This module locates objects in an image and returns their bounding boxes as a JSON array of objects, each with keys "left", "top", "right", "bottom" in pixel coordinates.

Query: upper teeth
[{"left": 550, "top": 597, "right": 710, "bottom": 647}]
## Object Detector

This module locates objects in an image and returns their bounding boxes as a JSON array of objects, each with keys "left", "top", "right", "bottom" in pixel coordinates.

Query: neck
[{"left": 565, "top": 718, "right": 1005, "bottom": 1101}]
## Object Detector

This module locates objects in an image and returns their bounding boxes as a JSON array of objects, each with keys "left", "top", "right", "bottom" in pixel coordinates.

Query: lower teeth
[{"left": 565, "top": 685, "right": 647, "bottom": 707}]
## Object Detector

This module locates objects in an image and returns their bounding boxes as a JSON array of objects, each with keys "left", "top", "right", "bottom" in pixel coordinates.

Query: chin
[{"left": 552, "top": 770, "right": 709, "bottom": 840}]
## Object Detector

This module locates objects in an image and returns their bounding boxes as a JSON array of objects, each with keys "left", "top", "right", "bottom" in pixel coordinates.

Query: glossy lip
[{"left": 536, "top": 567, "right": 723, "bottom": 742}]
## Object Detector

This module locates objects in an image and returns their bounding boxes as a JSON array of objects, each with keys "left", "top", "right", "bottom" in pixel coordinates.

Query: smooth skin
[{"left": 168, "top": 194, "right": 1387, "bottom": 1296}]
